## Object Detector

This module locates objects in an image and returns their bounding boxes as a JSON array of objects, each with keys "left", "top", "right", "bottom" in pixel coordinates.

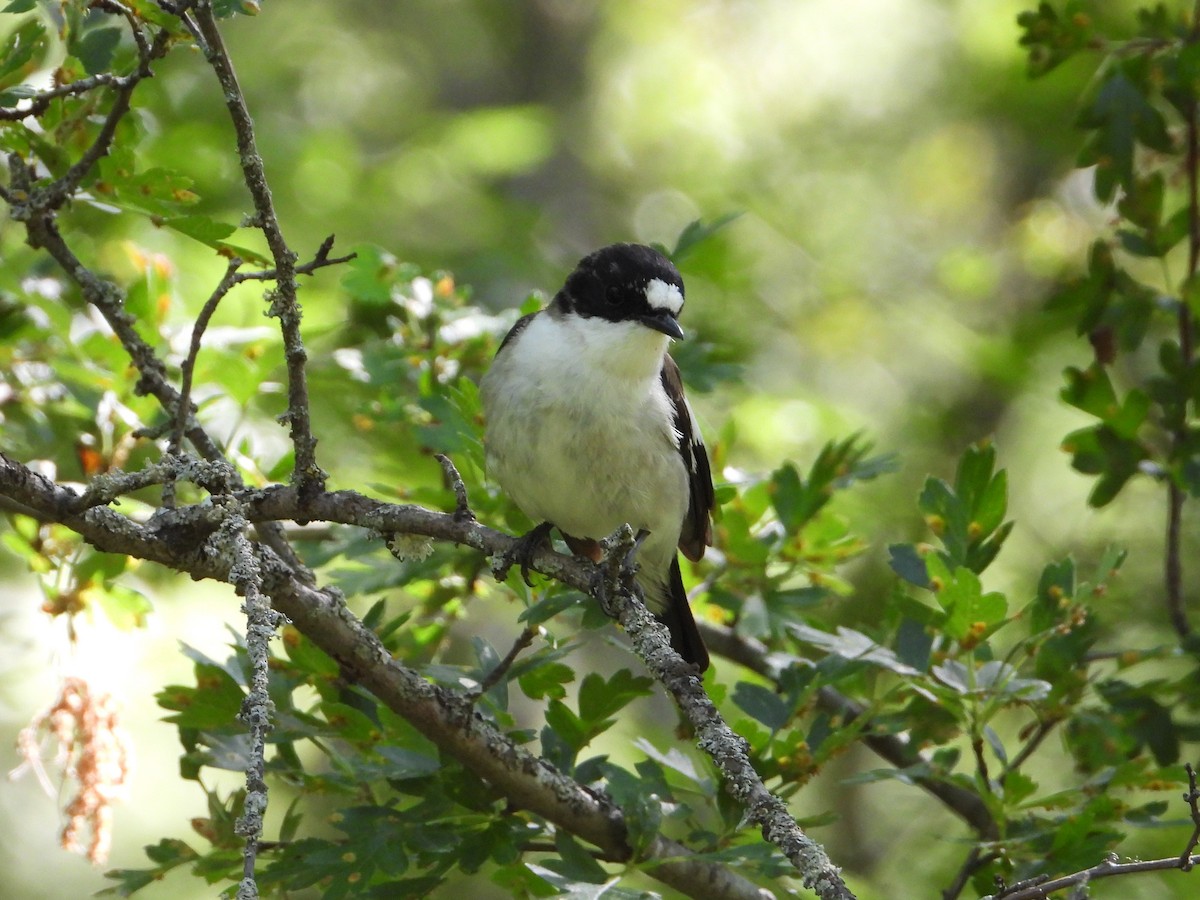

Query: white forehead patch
[{"left": 645, "top": 278, "right": 683, "bottom": 315}]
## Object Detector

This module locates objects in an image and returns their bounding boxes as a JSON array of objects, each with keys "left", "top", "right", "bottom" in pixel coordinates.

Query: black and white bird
[{"left": 481, "top": 243, "right": 714, "bottom": 671}]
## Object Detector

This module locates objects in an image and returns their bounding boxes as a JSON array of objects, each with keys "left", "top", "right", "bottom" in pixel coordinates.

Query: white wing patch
[{"left": 645, "top": 278, "right": 683, "bottom": 315}]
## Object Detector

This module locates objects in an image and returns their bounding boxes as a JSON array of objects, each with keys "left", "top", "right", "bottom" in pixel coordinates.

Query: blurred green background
[{"left": 2, "top": 0, "right": 1196, "bottom": 897}]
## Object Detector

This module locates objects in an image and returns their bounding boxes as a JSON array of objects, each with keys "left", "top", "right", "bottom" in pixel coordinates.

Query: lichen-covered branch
[
  {"left": 192, "top": 1, "right": 325, "bottom": 497},
  {"left": 0, "top": 452, "right": 773, "bottom": 900},
  {"left": 592, "top": 530, "right": 854, "bottom": 900},
  {"left": 222, "top": 511, "right": 280, "bottom": 900}
]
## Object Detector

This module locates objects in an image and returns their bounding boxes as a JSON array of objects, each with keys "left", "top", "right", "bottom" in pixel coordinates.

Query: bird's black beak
[{"left": 638, "top": 309, "right": 685, "bottom": 340}]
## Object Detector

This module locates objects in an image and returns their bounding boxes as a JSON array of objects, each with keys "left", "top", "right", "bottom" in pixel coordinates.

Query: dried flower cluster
[{"left": 11, "top": 676, "right": 134, "bottom": 864}]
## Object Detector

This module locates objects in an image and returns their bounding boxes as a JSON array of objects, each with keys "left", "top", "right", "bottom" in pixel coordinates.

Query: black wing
[
  {"left": 661, "top": 354, "right": 713, "bottom": 562},
  {"left": 495, "top": 310, "right": 539, "bottom": 356}
]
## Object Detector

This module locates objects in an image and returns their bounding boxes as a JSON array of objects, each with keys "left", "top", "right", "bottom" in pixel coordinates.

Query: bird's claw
[
  {"left": 593, "top": 526, "right": 649, "bottom": 617},
  {"left": 496, "top": 521, "right": 555, "bottom": 586},
  {"left": 621, "top": 528, "right": 650, "bottom": 581}
]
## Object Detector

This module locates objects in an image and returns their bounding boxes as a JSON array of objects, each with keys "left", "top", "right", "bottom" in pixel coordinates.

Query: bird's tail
[{"left": 656, "top": 557, "right": 710, "bottom": 672}]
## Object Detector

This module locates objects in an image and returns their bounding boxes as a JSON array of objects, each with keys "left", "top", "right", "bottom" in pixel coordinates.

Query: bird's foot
[
  {"left": 621, "top": 528, "right": 651, "bottom": 581},
  {"left": 494, "top": 521, "right": 555, "bottom": 586},
  {"left": 592, "top": 525, "right": 648, "bottom": 617}
]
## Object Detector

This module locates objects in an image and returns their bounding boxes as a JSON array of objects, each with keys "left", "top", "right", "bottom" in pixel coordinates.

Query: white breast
[{"left": 481, "top": 312, "right": 689, "bottom": 574}]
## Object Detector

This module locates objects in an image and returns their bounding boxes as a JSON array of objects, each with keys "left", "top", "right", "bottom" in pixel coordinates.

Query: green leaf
[
  {"left": 1032, "top": 557, "right": 1076, "bottom": 633},
  {"left": 545, "top": 832, "right": 609, "bottom": 884},
  {"left": 1016, "top": 1, "right": 1093, "bottom": 76},
  {"left": 1077, "top": 66, "right": 1173, "bottom": 202},
  {"left": 1060, "top": 424, "right": 1147, "bottom": 507},
  {"left": 790, "top": 624, "right": 922, "bottom": 676},
  {"left": 160, "top": 214, "right": 237, "bottom": 247},
  {"left": 1004, "top": 770, "right": 1039, "bottom": 805},
  {"left": 212, "top": 0, "right": 262, "bottom": 16},
  {"left": 95, "top": 161, "right": 203, "bottom": 216},
  {"left": 632, "top": 738, "right": 707, "bottom": 788},
  {"left": 935, "top": 565, "right": 1008, "bottom": 642},
  {"left": 769, "top": 435, "right": 891, "bottom": 534},
  {"left": 491, "top": 863, "right": 559, "bottom": 898},
  {"left": 888, "top": 543, "right": 930, "bottom": 587},
  {"left": 99, "top": 840, "right": 198, "bottom": 896},
  {"left": 543, "top": 699, "right": 588, "bottom": 756},
  {"left": 578, "top": 669, "right": 653, "bottom": 723},
  {"left": 517, "top": 661, "right": 574, "bottom": 700},
  {"left": 376, "top": 746, "right": 441, "bottom": 779},
  {"left": 92, "top": 582, "right": 152, "bottom": 631},
  {"left": 517, "top": 591, "right": 581, "bottom": 626},
  {"left": 1098, "top": 679, "right": 1180, "bottom": 765},
  {"left": 73, "top": 27, "right": 123, "bottom": 76},
  {"left": 0, "top": 19, "right": 47, "bottom": 91},
  {"left": 895, "top": 617, "right": 932, "bottom": 672},
  {"left": 973, "top": 467, "right": 1008, "bottom": 536},
  {"left": 667, "top": 212, "right": 742, "bottom": 263},
  {"left": 282, "top": 627, "right": 340, "bottom": 677},
  {"left": 157, "top": 664, "right": 245, "bottom": 730},
  {"left": 769, "top": 461, "right": 807, "bottom": 532},
  {"left": 340, "top": 243, "right": 406, "bottom": 306},
  {"left": 278, "top": 796, "right": 304, "bottom": 845},
  {"left": 732, "top": 681, "right": 790, "bottom": 732}
]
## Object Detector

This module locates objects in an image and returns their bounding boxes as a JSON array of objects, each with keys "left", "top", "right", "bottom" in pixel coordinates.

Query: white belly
[{"left": 481, "top": 312, "right": 688, "bottom": 570}]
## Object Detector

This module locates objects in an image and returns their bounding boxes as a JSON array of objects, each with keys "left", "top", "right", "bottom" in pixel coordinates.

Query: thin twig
[
  {"left": 192, "top": 2, "right": 325, "bottom": 499},
  {"left": 988, "top": 762, "right": 1200, "bottom": 898},
  {"left": 989, "top": 853, "right": 1200, "bottom": 899},
  {"left": 942, "top": 847, "right": 999, "bottom": 900},
  {"left": 466, "top": 625, "right": 538, "bottom": 703},
  {"left": 435, "top": 453, "right": 474, "bottom": 521},
  {"left": 171, "top": 257, "right": 244, "bottom": 457},
  {"left": 231, "top": 234, "right": 356, "bottom": 284},
  {"left": 33, "top": 26, "right": 173, "bottom": 210},
  {"left": 972, "top": 735, "right": 994, "bottom": 796},
  {"left": 1180, "top": 762, "right": 1200, "bottom": 870},
  {"left": 0, "top": 74, "right": 126, "bottom": 122},
  {"left": 94, "top": 0, "right": 152, "bottom": 58},
  {"left": 1003, "top": 717, "right": 1061, "bottom": 776}
]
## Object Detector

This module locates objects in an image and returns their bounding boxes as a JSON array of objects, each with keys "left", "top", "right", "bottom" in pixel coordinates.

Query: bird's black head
[{"left": 554, "top": 243, "right": 685, "bottom": 339}]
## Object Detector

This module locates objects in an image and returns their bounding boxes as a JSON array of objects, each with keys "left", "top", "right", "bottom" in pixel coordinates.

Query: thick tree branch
[{"left": 0, "top": 453, "right": 771, "bottom": 900}]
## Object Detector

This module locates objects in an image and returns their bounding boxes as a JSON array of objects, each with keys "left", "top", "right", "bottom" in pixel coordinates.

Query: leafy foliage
[{"left": 3, "top": 2, "right": 1200, "bottom": 899}]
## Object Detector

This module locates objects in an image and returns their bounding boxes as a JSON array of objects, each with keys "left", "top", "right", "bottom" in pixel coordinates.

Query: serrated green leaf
[
  {"left": 157, "top": 664, "right": 245, "bottom": 729},
  {"left": 578, "top": 669, "right": 653, "bottom": 723},
  {"left": 517, "top": 661, "right": 574, "bottom": 700}
]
